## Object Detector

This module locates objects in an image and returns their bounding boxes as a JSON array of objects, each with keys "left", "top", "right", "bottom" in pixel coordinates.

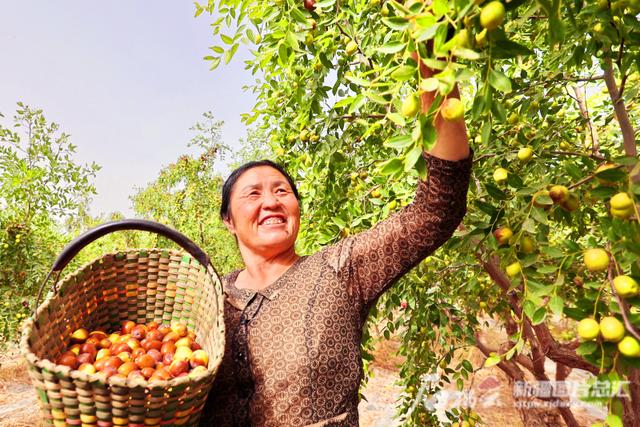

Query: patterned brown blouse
[{"left": 200, "top": 153, "right": 473, "bottom": 426}]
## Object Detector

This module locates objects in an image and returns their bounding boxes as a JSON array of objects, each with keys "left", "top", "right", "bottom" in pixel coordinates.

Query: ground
[
  {"left": 359, "top": 332, "right": 606, "bottom": 426},
  {"left": 0, "top": 329, "right": 607, "bottom": 426}
]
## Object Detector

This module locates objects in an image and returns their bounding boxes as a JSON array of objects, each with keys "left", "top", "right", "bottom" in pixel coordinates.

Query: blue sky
[{"left": 0, "top": 2, "right": 256, "bottom": 216}]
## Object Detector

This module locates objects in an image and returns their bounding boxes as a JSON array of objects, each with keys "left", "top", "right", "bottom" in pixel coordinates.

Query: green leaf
[
  {"left": 480, "top": 119, "right": 491, "bottom": 145},
  {"left": 523, "top": 299, "right": 536, "bottom": 319},
  {"left": 405, "top": 144, "right": 423, "bottom": 171},
  {"left": 596, "top": 168, "right": 626, "bottom": 182},
  {"left": 420, "top": 78, "right": 439, "bottom": 92},
  {"left": 484, "top": 355, "right": 501, "bottom": 367},
  {"left": 382, "top": 17, "right": 410, "bottom": 31},
  {"left": 332, "top": 216, "right": 347, "bottom": 228},
  {"left": 521, "top": 217, "right": 536, "bottom": 233},
  {"left": 548, "top": 13, "right": 565, "bottom": 44},
  {"left": 194, "top": 2, "right": 204, "bottom": 17},
  {"left": 415, "top": 155, "right": 427, "bottom": 179},
  {"left": 221, "top": 34, "right": 234, "bottom": 45},
  {"left": 554, "top": 272, "right": 565, "bottom": 288},
  {"left": 278, "top": 43, "right": 289, "bottom": 64},
  {"left": 385, "top": 135, "right": 413, "bottom": 149},
  {"left": 491, "top": 39, "right": 534, "bottom": 58},
  {"left": 290, "top": 8, "right": 308, "bottom": 24},
  {"left": 452, "top": 47, "right": 481, "bottom": 60},
  {"left": 488, "top": 69, "right": 512, "bottom": 93},
  {"left": 224, "top": 43, "right": 239, "bottom": 64},
  {"left": 612, "top": 156, "right": 638, "bottom": 166},
  {"left": 422, "top": 121, "right": 436, "bottom": 149},
  {"left": 414, "top": 23, "right": 441, "bottom": 42},
  {"left": 591, "top": 187, "right": 617, "bottom": 199},
  {"left": 491, "top": 101, "right": 507, "bottom": 123},
  {"left": 386, "top": 113, "right": 406, "bottom": 127},
  {"left": 334, "top": 96, "right": 356, "bottom": 109},
  {"left": 474, "top": 200, "right": 497, "bottom": 216},
  {"left": 319, "top": 52, "right": 333, "bottom": 69},
  {"left": 286, "top": 31, "right": 299, "bottom": 51},
  {"left": 531, "top": 307, "right": 547, "bottom": 325},
  {"left": 535, "top": 194, "right": 553, "bottom": 206},
  {"left": 379, "top": 158, "right": 404, "bottom": 176},
  {"left": 344, "top": 74, "right": 371, "bottom": 87},
  {"left": 537, "top": 265, "right": 557, "bottom": 274},
  {"left": 208, "top": 57, "right": 221, "bottom": 70},
  {"left": 565, "top": 163, "right": 582, "bottom": 180},
  {"left": 313, "top": 0, "right": 336, "bottom": 8},
  {"left": 549, "top": 295, "right": 564, "bottom": 315},
  {"left": 431, "top": 0, "right": 448, "bottom": 16},
  {"left": 543, "top": 246, "right": 565, "bottom": 258},
  {"left": 422, "top": 58, "right": 448, "bottom": 70},
  {"left": 531, "top": 207, "right": 548, "bottom": 225},
  {"left": 484, "top": 183, "right": 506, "bottom": 200},
  {"left": 364, "top": 91, "right": 388, "bottom": 105},
  {"left": 377, "top": 42, "right": 405, "bottom": 54},
  {"left": 606, "top": 414, "right": 623, "bottom": 427},
  {"left": 391, "top": 65, "right": 416, "bottom": 81},
  {"left": 576, "top": 341, "right": 598, "bottom": 356},
  {"left": 349, "top": 95, "right": 366, "bottom": 114}
]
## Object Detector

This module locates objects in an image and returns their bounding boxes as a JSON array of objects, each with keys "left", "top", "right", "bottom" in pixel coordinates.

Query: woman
[{"left": 201, "top": 78, "right": 471, "bottom": 425}]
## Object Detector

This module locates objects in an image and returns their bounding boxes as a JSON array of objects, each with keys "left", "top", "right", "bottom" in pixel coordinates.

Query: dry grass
[{"left": 0, "top": 347, "right": 41, "bottom": 426}]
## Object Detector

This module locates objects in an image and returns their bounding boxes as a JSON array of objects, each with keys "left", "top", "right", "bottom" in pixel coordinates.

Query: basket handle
[{"left": 33, "top": 219, "right": 219, "bottom": 317}]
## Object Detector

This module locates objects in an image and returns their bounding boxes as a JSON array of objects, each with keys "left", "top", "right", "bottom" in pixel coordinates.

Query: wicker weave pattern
[{"left": 21, "top": 249, "right": 225, "bottom": 427}]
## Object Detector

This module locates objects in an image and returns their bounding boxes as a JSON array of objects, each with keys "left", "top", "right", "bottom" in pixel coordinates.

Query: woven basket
[{"left": 20, "top": 220, "right": 225, "bottom": 427}]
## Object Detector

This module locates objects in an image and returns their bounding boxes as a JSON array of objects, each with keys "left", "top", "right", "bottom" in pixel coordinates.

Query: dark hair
[{"left": 220, "top": 160, "right": 300, "bottom": 220}]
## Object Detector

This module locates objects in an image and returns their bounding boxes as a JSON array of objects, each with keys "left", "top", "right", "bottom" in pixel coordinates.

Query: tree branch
[
  {"left": 615, "top": 38, "right": 626, "bottom": 101},
  {"left": 561, "top": 74, "right": 605, "bottom": 82},
  {"left": 529, "top": 345, "right": 581, "bottom": 427},
  {"left": 478, "top": 251, "right": 600, "bottom": 375},
  {"left": 603, "top": 57, "right": 637, "bottom": 159},
  {"left": 339, "top": 114, "right": 385, "bottom": 121},
  {"left": 546, "top": 150, "right": 606, "bottom": 161},
  {"left": 628, "top": 369, "right": 640, "bottom": 422},
  {"left": 335, "top": 22, "right": 374, "bottom": 69},
  {"left": 571, "top": 85, "right": 600, "bottom": 156}
]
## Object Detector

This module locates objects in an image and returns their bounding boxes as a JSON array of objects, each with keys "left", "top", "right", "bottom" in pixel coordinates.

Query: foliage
[
  {"left": 199, "top": 0, "right": 640, "bottom": 424},
  {"left": 229, "top": 125, "right": 273, "bottom": 169},
  {"left": 0, "top": 103, "right": 99, "bottom": 343},
  {"left": 131, "top": 112, "right": 243, "bottom": 275}
]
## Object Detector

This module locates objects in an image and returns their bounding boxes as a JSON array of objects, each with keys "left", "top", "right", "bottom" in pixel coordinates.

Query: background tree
[
  {"left": 131, "top": 111, "right": 243, "bottom": 274},
  {"left": 0, "top": 103, "right": 100, "bottom": 343},
  {"left": 199, "top": 0, "right": 640, "bottom": 425}
]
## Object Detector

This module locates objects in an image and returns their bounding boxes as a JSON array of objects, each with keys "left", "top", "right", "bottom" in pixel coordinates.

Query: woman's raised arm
[{"left": 324, "top": 58, "right": 472, "bottom": 312}]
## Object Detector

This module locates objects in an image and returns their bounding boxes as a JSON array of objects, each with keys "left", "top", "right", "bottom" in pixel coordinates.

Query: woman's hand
[{"left": 412, "top": 53, "right": 471, "bottom": 162}]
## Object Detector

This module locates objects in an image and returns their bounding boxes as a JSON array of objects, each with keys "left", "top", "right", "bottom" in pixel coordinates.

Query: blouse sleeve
[{"left": 324, "top": 151, "right": 473, "bottom": 311}]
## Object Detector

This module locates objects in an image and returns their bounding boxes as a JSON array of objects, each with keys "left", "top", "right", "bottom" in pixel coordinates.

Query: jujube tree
[{"left": 199, "top": 0, "right": 639, "bottom": 425}]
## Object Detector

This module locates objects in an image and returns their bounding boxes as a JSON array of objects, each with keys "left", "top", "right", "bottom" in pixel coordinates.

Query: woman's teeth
[{"left": 262, "top": 217, "right": 284, "bottom": 225}]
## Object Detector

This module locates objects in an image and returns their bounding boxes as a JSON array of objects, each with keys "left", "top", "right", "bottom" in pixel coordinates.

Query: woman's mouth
[{"left": 260, "top": 216, "right": 286, "bottom": 226}]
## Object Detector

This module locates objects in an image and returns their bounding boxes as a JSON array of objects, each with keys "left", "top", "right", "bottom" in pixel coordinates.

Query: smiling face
[{"left": 223, "top": 166, "right": 300, "bottom": 258}]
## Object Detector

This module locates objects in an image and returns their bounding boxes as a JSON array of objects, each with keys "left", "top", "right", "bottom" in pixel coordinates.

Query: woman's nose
[{"left": 261, "top": 191, "right": 279, "bottom": 208}]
